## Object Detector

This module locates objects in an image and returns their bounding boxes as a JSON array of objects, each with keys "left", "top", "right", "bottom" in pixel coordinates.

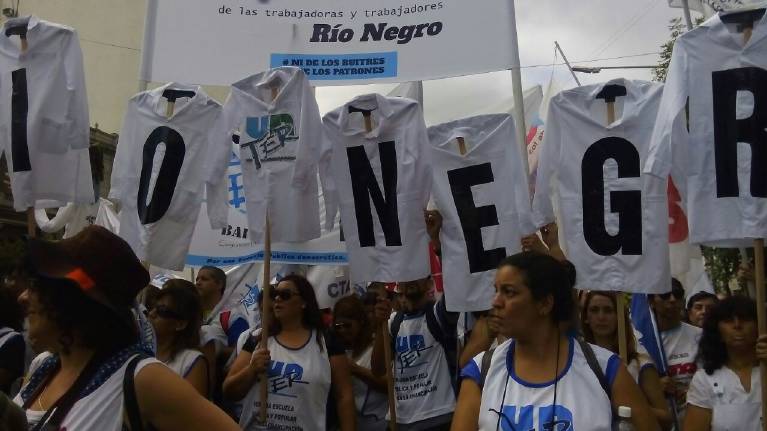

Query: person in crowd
[
  {"left": 371, "top": 275, "right": 460, "bottom": 431},
  {"left": 334, "top": 295, "right": 388, "bottom": 430},
  {"left": 0, "top": 282, "right": 25, "bottom": 396},
  {"left": 650, "top": 278, "right": 702, "bottom": 421},
  {"left": 686, "top": 291, "right": 718, "bottom": 328},
  {"left": 684, "top": 296, "right": 765, "bottom": 430},
  {"left": 223, "top": 274, "right": 356, "bottom": 430},
  {"left": 12, "top": 226, "right": 238, "bottom": 430},
  {"left": 582, "top": 291, "right": 672, "bottom": 429},
  {"left": 452, "top": 252, "right": 658, "bottom": 431},
  {"left": 148, "top": 279, "right": 208, "bottom": 396},
  {"left": 197, "top": 266, "right": 250, "bottom": 401}
]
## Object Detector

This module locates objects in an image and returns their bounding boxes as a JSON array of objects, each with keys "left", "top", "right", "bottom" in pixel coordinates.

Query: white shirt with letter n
[
  {"left": 322, "top": 94, "right": 432, "bottom": 283},
  {"left": 533, "top": 79, "right": 670, "bottom": 294},
  {"left": 428, "top": 114, "right": 535, "bottom": 311}
]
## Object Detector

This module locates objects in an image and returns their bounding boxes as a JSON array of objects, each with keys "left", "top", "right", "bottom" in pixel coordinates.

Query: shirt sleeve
[
  {"left": 34, "top": 204, "right": 76, "bottom": 233},
  {"left": 460, "top": 354, "right": 483, "bottom": 386},
  {"left": 108, "top": 101, "right": 139, "bottom": 203},
  {"left": 324, "top": 330, "right": 346, "bottom": 357},
  {"left": 686, "top": 369, "right": 713, "bottom": 409},
  {"left": 531, "top": 97, "right": 563, "bottom": 227},
  {"left": 62, "top": 30, "right": 89, "bottom": 150},
  {"left": 291, "top": 72, "right": 323, "bottom": 192},
  {"left": 205, "top": 96, "right": 240, "bottom": 229},
  {"left": 506, "top": 117, "right": 536, "bottom": 236},
  {"left": 645, "top": 39, "right": 689, "bottom": 179}
]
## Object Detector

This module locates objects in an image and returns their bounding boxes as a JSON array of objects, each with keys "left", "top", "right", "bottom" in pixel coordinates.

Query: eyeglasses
[
  {"left": 333, "top": 322, "right": 352, "bottom": 330},
  {"left": 152, "top": 304, "right": 183, "bottom": 320},
  {"left": 658, "top": 290, "right": 685, "bottom": 301},
  {"left": 270, "top": 289, "right": 299, "bottom": 301}
]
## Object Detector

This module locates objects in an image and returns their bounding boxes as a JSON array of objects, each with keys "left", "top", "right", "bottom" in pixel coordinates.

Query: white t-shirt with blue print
[{"left": 461, "top": 337, "right": 619, "bottom": 431}]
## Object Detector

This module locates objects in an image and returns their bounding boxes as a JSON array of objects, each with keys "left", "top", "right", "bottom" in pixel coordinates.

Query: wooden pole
[
  {"left": 604, "top": 99, "right": 629, "bottom": 362},
  {"left": 753, "top": 239, "right": 767, "bottom": 431},
  {"left": 382, "top": 322, "right": 398, "bottom": 431},
  {"left": 257, "top": 86, "right": 279, "bottom": 426}
]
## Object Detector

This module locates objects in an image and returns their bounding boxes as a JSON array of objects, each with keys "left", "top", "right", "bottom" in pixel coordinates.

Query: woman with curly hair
[
  {"left": 12, "top": 226, "right": 238, "bottom": 430},
  {"left": 683, "top": 296, "right": 765, "bottom": 431}
]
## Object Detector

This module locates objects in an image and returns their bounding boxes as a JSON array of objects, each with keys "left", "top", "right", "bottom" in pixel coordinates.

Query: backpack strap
[
  {"left": 576, "top": 337, "right": 611, "bottom": 402},
  {"left": 479, "top": 347, "right": 497, "bottom": 388},
  {"left": 122, "top": 353, "right": 153, "bottom": 431},
  {"left": 424, "top": 305, "right": 458, "bottom": 393}
]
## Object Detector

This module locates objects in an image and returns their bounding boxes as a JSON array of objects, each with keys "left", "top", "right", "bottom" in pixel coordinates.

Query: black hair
[
  {"left": 649, "top": 277, "right": 685, "bottom": 300},
  {"left": 200, "top": 266, "right": 227, "bottom": 295},
  {"left": 272, "top": 275, "right": 325, "bottom": 346},
  {"left": 333, "top": 295, "right": 373, "bottom": 355},
  {"left": 697, "top": 295, "right": 757, "bottom": 374},
  {"left": 155, "top": 281, "right": 203, "bottom": 358},
  {"left": 498, "top": 252, "right": 574, "bottom": 323},
  {"left": 687, "top": 291, "right": 719, "bottom": 310},
  {"left": 30, "top": 276, "right": 138, "bottom": 355},
  {"left": 0, "top": 284, "right": 23, "bottom": 331}
]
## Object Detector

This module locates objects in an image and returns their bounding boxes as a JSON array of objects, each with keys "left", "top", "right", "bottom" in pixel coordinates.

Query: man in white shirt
[{"left": 650, "top": 278, "right": 702, "bottom": 421}]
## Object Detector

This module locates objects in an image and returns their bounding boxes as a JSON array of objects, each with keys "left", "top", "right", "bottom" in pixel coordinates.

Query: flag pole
[
  {"left": 509, "top": 0, "right": 529, "bottom": 176},
  {"left": 137, "top": 0, "right": 158, "bottom": 92},
  {"left": 681, "top": 0, "right": 695, "bottom": 31}
]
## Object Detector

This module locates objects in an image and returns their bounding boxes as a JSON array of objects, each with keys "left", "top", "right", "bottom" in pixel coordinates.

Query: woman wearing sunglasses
[
  {"left": 334, "top": 295, "right": 388, "bottom": 430},
  {"left": 684, "top": 296, "right": 765, "bottom": 431},
  {"left": 582, "top": 291, "right": 672, "bottom": 430},
  {"left": 223, "top": 274, "right": 356, "bottom": 430},
  {"left": 149, "top": 280, "right": 208, "bottom": 397}
]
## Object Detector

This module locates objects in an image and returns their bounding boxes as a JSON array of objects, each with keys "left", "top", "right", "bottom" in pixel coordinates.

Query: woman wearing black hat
[{"left": 11, "top": 226, "right": 238, "bottom": 431}]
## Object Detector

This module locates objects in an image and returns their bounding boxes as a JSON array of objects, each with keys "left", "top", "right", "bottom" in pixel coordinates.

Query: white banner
[
  {"left": 142, "top": 0, "right": 517, "bottom": 86},
  {"left": 185, "top": 150, "right": 347, "bottom": 267}
]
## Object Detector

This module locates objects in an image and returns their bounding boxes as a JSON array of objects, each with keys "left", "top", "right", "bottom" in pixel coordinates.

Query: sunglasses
[
  {"left": 152, "top": 304, "right": 183, "bottom": 320},
  {"left": 334, "top": 322, "right": 352, "bottom": 330},
  {"left": 270, "top": 289, "right": 300, "bottom": 301},
  {"left": 658, "top": 290, "right": 685, "bottom": 301}
]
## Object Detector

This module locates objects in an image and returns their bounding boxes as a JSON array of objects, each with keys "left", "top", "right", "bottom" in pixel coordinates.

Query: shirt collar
[
  {"left": 704, "top": 8, "right": 767, "bottom": 48},
  {"left": 149, "top": 82, "right": 204, "bottom": 119},
  {"left": 338, "top": 93, "right": 395, "bottom": 137},
  {"left": 4, "top": 15, "right": 40, "bottom": 32},
  {"left": 232, "top": 66, "right": 301, "bottom": 110}
]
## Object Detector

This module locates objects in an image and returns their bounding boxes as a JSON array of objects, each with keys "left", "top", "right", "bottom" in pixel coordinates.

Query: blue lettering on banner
[
  {"left": 270, "top": 52, "right": 397, "bottom": 80},
  {"left": 491, "top": 405, "right": 573, "bottom": 431}
]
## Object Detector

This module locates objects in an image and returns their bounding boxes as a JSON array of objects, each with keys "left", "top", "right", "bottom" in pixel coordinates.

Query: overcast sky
[{"left": 317, "top": 0, "right": 689, "bottom": 118}]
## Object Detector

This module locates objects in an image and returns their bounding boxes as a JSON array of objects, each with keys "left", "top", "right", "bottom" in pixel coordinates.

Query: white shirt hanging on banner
[
  {"left": 646, "top": 12, "right": 767, "bottom": 247},
  {"left": 207, "top": 67, "right": 324, "bottom": 245},
  {"left": 322, "top": 94, "right": 432, "bottom": 283},
  {"left": 427, "top": 114, "right": 535, "bottom": 312},
  {"left": 0, "top": 16, "right": 92, "bottom": 211},
  {"left": 109, "top": 83, "right": 222, "bottom": 270},
  {"left": 533, "top": 79, "right": 671, "bottom": 294}
]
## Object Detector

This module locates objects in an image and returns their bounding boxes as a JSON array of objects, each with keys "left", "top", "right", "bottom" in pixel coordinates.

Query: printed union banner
[
  {"left": 142, "top": 0, "right": 517, "bottom": 86},
  {"left": 185, "top": 150, "right": 347, "bottom": 267}
]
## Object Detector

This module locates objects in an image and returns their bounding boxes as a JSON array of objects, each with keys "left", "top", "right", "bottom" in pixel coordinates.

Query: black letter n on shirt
[{"left": 347, "top": 141, "right": 402, "bottom": 247}]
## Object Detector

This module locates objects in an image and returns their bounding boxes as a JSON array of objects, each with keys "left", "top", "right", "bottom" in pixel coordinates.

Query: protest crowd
[{"left": 2, "top": 1, "right": 767, "bottom": 431}]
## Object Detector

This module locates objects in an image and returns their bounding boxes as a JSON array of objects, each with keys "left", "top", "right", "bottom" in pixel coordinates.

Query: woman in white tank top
[
  {"left": 149, "top": 280, "right": 208, "bottom": 396},
  {"left": 223, "top": 274, "right": 356, "bottom": 430},
  {"left": 582, "top": 291, "right": 672, "bottom": 429},
  {"left": 12, "top": 226, "right": 239, "bottom": 431},
  {"left": 452, "top": 252, "right": 659, "bottom": 431}
]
